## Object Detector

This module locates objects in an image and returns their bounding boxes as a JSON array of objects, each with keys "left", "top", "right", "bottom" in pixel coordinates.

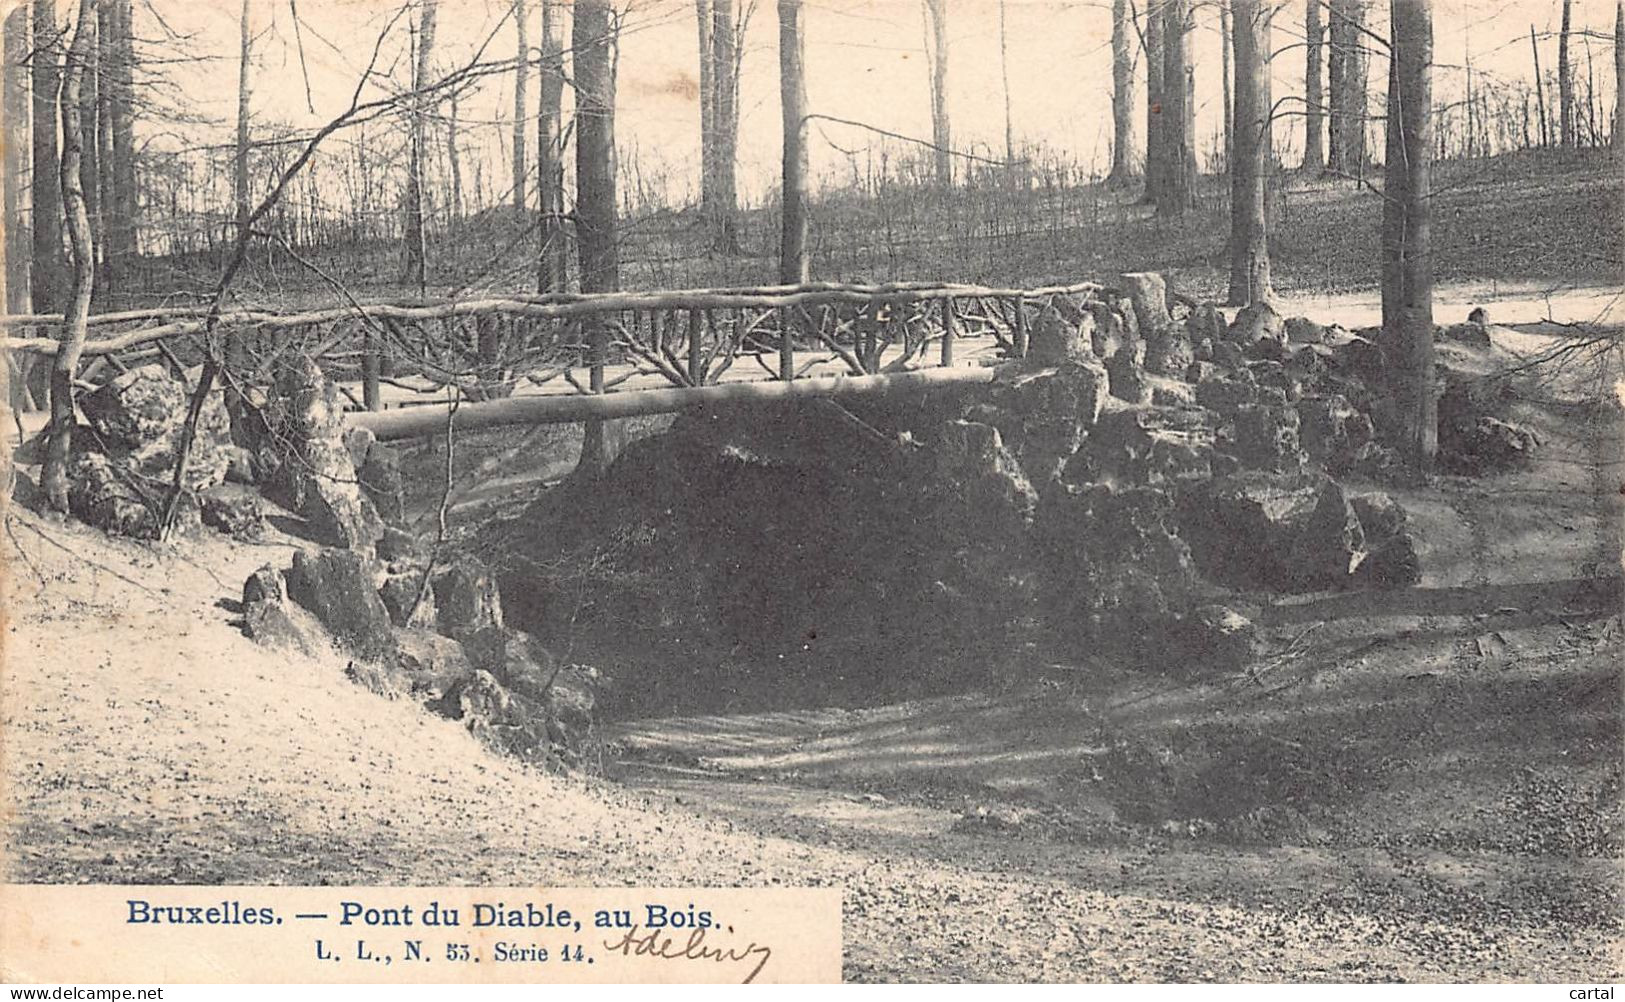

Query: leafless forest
[{"left": 2, "top": 0, "right": 1623, "bottom": 985}]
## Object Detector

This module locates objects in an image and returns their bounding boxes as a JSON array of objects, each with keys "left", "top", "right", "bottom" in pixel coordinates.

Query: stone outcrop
[
  {"left": 1179, "top": 472, "right": 1365, "bottom": 592},
  {"left": 284, "top": 548, "right": 398, "bottom": 662},
  {"left": 255, "top": 356, "right": 384, "bottom": 552}
]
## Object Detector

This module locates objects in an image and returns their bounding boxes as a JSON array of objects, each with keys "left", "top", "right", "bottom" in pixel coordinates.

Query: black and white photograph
[{"left": 1, "top": 0, "right": 1621, "bottom": 985}]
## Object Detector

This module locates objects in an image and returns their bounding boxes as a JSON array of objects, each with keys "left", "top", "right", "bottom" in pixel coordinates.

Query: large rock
[
  {"left": 1351, "top": 492, "right": 1422, "bottom": 588},
  {"left": 76, "top": 365, "right": 233, "bottom": 495},
  {"left": 1036, "top": 482, "right": 1198, "bottom": 663},
  {"left": 933, "top": 420, "right": 1037, "bottom": 537},
  {"left": 285, "top": 548, "right": 398, "bottom": 661},
  {"left": 431, "top": 556, "right": 505, "bottom": 637},
  {"left": 434, "top": 670, "right": 555, "bottom": 766},
  {"left": 1066, "top": 405, "right": 1217, "bottom": 487},
  {"left": 395, "top": 628, "right": 476, "bottom": 700},
  {"left": 1144, "top": 319, "right": 1197, "bottom": 378},
  {"left": 259, "top": 356, "right": 384, "bottom": 552},
  {"left": 1026, "top": 305, "right": 1096, "bottom": 366},
  {"left": 240, "top": 564, "right": 327, "bottom": 657},
  {"left": 1226, "top": 302, "right": 1285, "bottom": 347},
  {"left": 1285, "top": 316, "right": 1327, "bottom": 345},
  {"left": 65, "top": 451, "right": 172, "bottom": 540},
  {"left": 1295, "top": 393, "right": 1374, "bottom": 469},
  {"left": 357, "top": 440, "right": 405, "bottom": 525},
  {"left": 1106, "top": 347, "right": 1152, "bottom": 404},
  {"left": 1118, "top": 272, "right": 1172, "bottom": 337},
  {"left": 1186, "top": 302, "right": 1228, "bottom": 345},
  {"left": 1229, "top": 402, "right": 1305, "bottom": 473},
  {"left": 378, "top": 569, "right": 438, "bottom": 628},
  {"left": 199, "top": 484, "right": 266, "bottom": 540},
  {"left": 1179, "top": 472, "right": 1365, "bottom": 592},
  {"left": 986, "top": 361, "right": 1108, "bottom": 483}
]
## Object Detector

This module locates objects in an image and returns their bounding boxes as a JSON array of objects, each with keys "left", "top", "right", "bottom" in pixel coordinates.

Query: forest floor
[{"left": 3, "top": 282, "right": 1622, "bottom": 980}]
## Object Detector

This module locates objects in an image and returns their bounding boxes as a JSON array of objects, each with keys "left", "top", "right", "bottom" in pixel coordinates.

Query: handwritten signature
[{"left": 602, "top": 925, "right": 773, "bottom": 984}]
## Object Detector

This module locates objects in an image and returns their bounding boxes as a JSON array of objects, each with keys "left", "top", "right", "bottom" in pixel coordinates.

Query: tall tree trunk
[
  {"left": 1558, "top": 0, "right": 1574, "bottom": 147},
  {"left": 778, "top": 0, "right": 809, "bottom": 284},
  {"left": 695, "top": 0, "right": 714, "bottom": 219},
  {"left": 1220, "top": 0, "right": 1233, "bottom": 171},
  {"left": 1614, "top": 1, "right": 1624, "bottom": 156},
  {"left": 572, "top": 0, "right": 617, "bottom": 474},
  {"left": 31, "top": 0, "right": 64, "bottom": 316},
  {"left": 234, "top": 0, "right": 251, "bottom": 239},
  {"left": 1157, "top": 0, "right": 1195, "bottom": 215},
  {"left": 4, "top": 4, "right": 39, "bottom": 413},
  {"left": 94, "top": 0, "right": 111, "bottom": 283},
  {"left": 1142, "top": 0, "right": 1164, "bottom": 204},
  {"left": 513, "top": 0, "right": 528, "bottom": 212},
  {"left": 4, "top": 5, "right": 32, "bottom": 317},
  {"left": 1228, "top": 0, "right": 1271, "bottom": 306},
  {"left": 77, "top": 6, "right": 97, "bottom": 297},
  {"left": 402, "top": 0, "right": 438, "bottom": 292},
  {"left": 107, "top": 0, "right": 133, "bottom": 282},
  {"left": 1303, "top": 0, "right": 1324, "bottom": 170},
  {"left": 447, "top": 91, "right": 462, "bottom": 221},
  {"left": 923, "top": 0, "right": 950, "bottom": 186},
  {"left": 710, "top": 0, "right": 740, "bottom": 251},
  {"left": 1531, "top": 24, "right": 1549, "bottom": 147},
  {"left": 1108, "top": 0, "right": 1137, "bottom": 182},
  {"left": 1328, "top": 0, "right": 1368, "bottom": 177},
  {"left": 42, "top": 0, "right": 97, "bottom": 515},
  {"left": 1384, "top": 0, "right": 1435, "bottom": 472},
  {"left": 537, "top": 0, "right": 567, "bottom": 292},
  {"left": 998, "top": 0, "right": 1014, "bottom": 166}
]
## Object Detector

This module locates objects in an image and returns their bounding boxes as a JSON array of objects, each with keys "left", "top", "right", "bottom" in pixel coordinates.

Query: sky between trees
[{"left": 99, "top": 0, "right": 1625, "bottom": 207}]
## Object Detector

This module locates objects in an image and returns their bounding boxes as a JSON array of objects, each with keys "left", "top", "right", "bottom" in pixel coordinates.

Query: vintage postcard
[{"left": 0, "top": 0, "right": 1620, "bottom": 986}]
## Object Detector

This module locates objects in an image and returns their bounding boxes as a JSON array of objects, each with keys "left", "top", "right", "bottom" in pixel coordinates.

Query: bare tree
[
  {"left": 447, "top": 90, "right": 463, "bottom": 220},
  {"left": 572, "top": 0, "right": 618, "bottom": 474},
  {"left": 1615, "top": 1, "right": 1623, "bottom": 157},
  {"left": 922, "top": 0, "right": 950, "bottom": 186},
  {"left": 106, "top": 0, "right": 134, "bottom": 284},
  {"left": 778, "top": 0, "right": 808, "bottom": 284},
  {"left": 1383, "top": 0, "right": 1435, "bottom": 471},
  {"left": 1157, "top": 0, "right": 1196, "bottom": 215},
  {"left": 695, "top": 0, "right": 713, "bottom": 219},
  {"left": 1220, "top": 0, "right": 1232, "bottom": 169},
  {"left": 710, "top": 0, "right": 742, "bottom": 250},
  {"left": 537, "top": 0, "right": 567, "bottom": 291},
  {"left": 77, "top": 2, "right": 98, "bottom": 292},
  {"left": 513, "top": 0, "right": 528, "bottom": 212},
  {"left": 1327, "top": 0, "right": 1368, "bottom": 177},
  {"left": 1303, "top": 0, "right": 1324, "bottom": 171},
  {"left": 234, "top": 0, "right": 251, "bottom": 240},
  {"left": 42, "top": 0, "right": 97, "bottom": 514},
  {"left": 402, "top": 0, "right": 439, "bottom": 291},
  {"left": 4, "top": 5, "right": 31, "bottom": 318},
  {"left": 1142, "top": 0, "right": 1165, "bottom": 204},
  {"left": 1531, "top": 24, "right": 1550, "bottom": 147},
  {"left": 1228, "top": 0, "right": 1271, "bottom": 306},
  {"left": 998, "top": 0, "right": 1014, "bottom": 165},
  {"left": 1558, "top": 0, "right": 1574, "bottom": 147},
  {"left": 1108, "top": 0, "right": 1138, "bottom": 182},
  {"left": 31, "top": 0, "right": 64, "bottom": 316}
]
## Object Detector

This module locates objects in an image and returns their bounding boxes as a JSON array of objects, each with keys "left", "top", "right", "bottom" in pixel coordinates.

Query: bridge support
[{"left": 349, "top": 365, "right": 1002, "bottom": 442}]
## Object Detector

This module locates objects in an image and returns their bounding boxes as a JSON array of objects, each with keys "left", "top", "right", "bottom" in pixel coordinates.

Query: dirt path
[{"left": 4, "top": 315, "right": 1622, "bottom": 982}]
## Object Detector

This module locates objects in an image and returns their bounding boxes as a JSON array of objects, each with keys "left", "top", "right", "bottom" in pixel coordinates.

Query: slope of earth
[
  {"left": 3, "top": 491, "right": 1620, "bottom": 980},
  {"left": 4, "top": 312, "right": 1623, "bottom": 983}
]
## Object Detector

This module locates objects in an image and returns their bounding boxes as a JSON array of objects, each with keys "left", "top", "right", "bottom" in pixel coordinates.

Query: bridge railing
[{"left": 3, "top": 279, "right": 1135, "bottom": 434}]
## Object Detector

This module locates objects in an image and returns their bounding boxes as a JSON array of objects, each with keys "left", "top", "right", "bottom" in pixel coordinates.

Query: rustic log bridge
[
  {"left": 0, "top": 280, "right": 1105, "bottom": 357},
  {"left": 349, "top": 365, "right": 1003, "bottom": 441},
  {"left": 4, "top": 278, "right": 1134, "bottom": 433}
]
